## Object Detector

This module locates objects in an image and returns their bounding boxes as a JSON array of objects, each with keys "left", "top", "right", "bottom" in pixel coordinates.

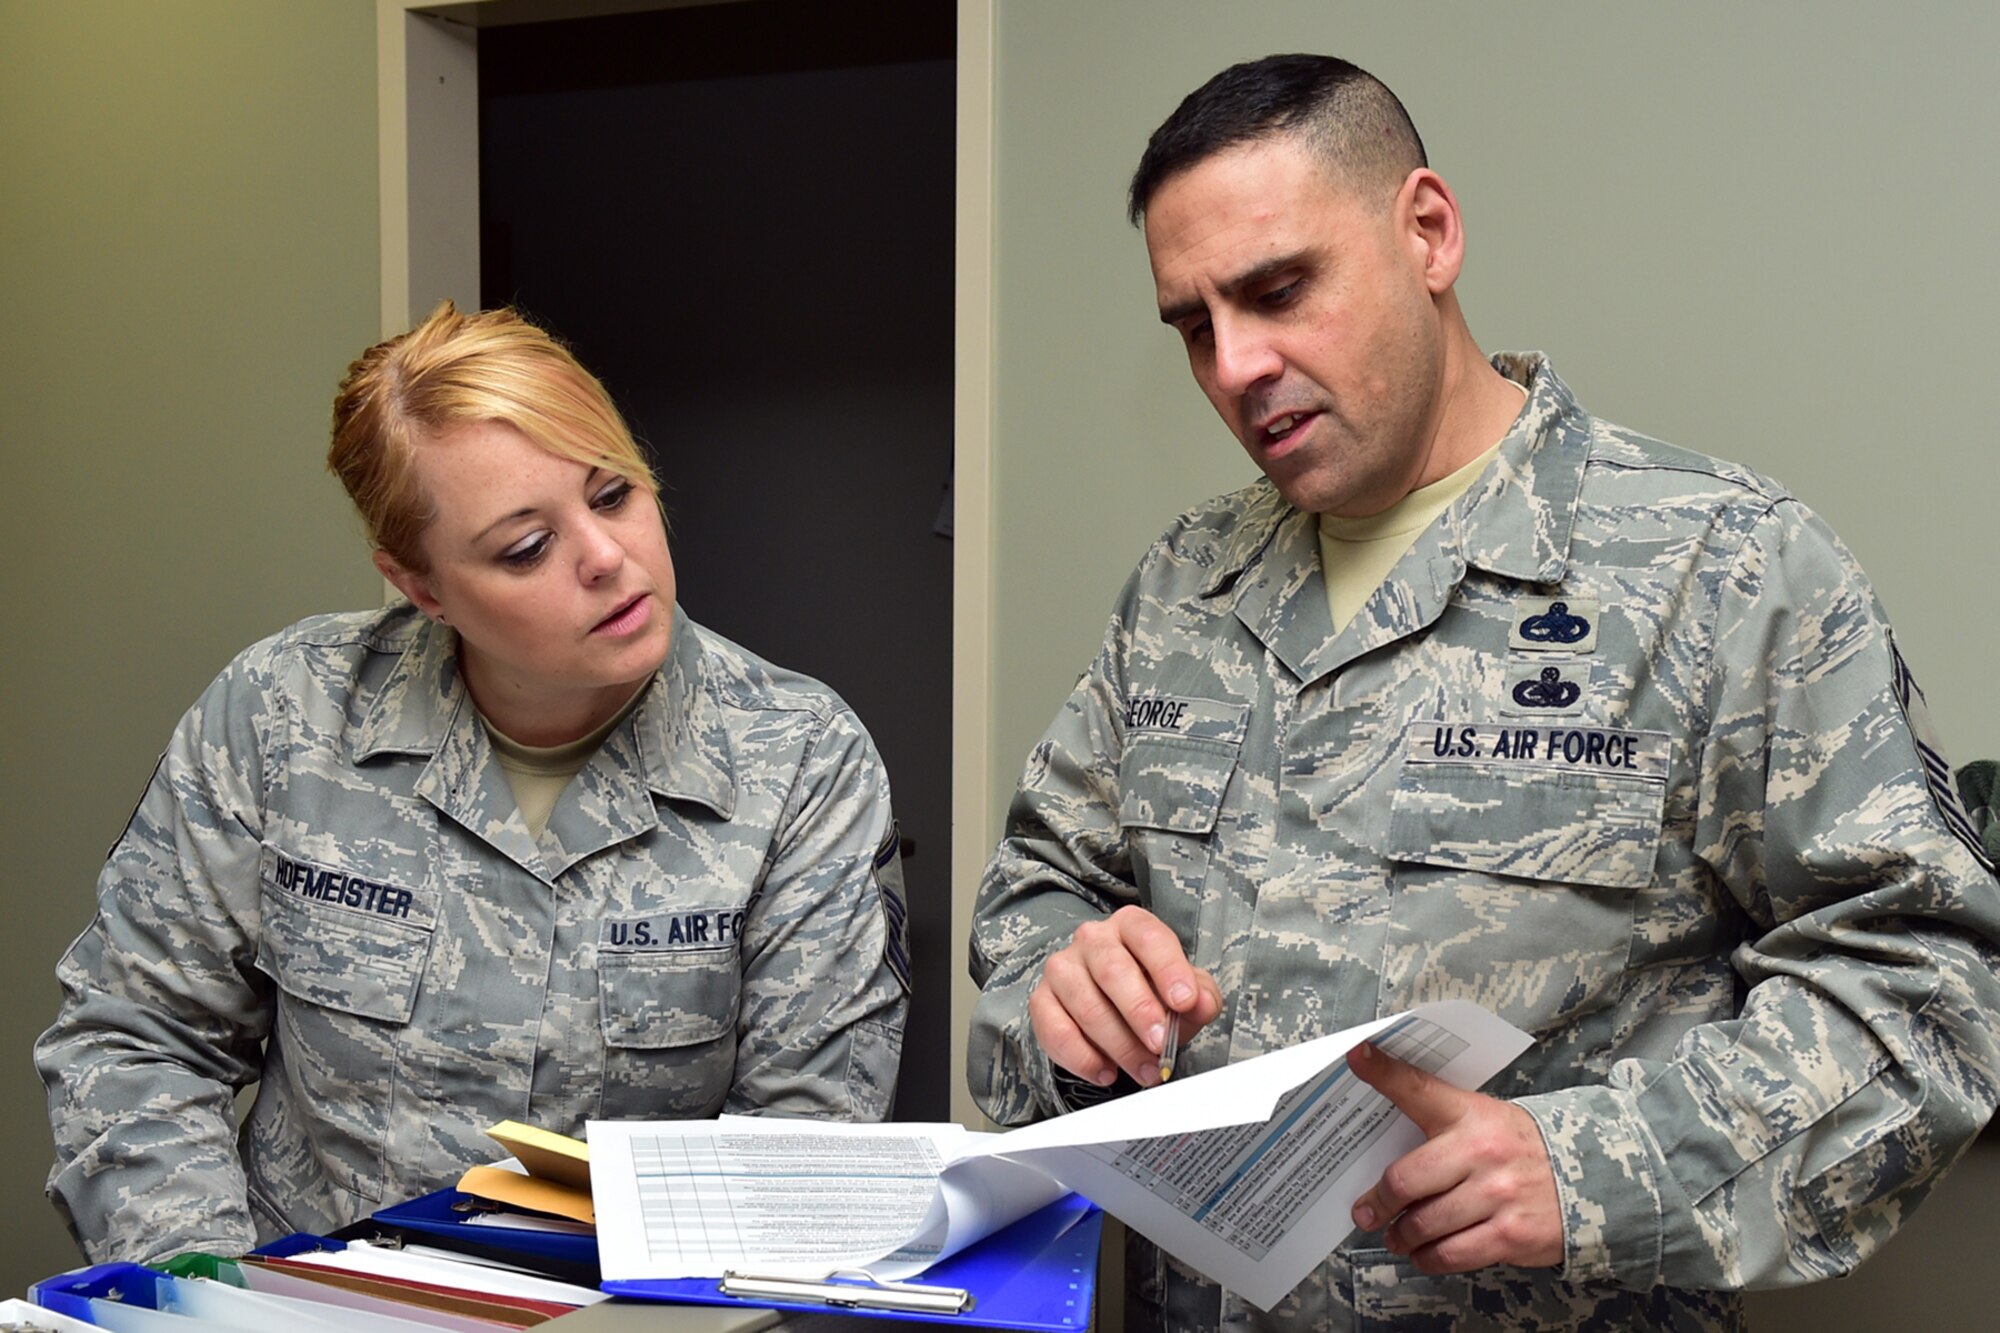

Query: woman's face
[{"left": 376, "top": 418, "right": 677, "bottom": 744}]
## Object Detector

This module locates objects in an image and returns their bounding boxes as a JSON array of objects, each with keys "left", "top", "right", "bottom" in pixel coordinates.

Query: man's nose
[{"left": 1209, "top": 315, "right": 1282, "bottom": 397}]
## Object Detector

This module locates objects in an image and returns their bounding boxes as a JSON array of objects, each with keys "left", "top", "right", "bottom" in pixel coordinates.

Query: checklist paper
[{"left": 590, "top": 999, "right": 1531, "bottom": 1310}]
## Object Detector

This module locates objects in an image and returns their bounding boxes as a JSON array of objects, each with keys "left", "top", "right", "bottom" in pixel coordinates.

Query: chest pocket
[
  {"left": 1385, "top": 721, "right": 1668, "bottom": 889},
  {"left": 598, "top": 945, "right": 740, "bottom": 1049},
  {"left": 255, "top": 846, "right": 435, "bottom": 1023},
  {"left": 597, "top": 937, "right": 741, "bottom": 1121},
  {"left": 1116, "top": 698, "right": 1250, "bottom": 914},
  {"left": 1377, "top": 723, "right": 1672, "bottom": 1052},
  {"left": 1116, "top": 696, "right": 1251, "bottom": 836}
]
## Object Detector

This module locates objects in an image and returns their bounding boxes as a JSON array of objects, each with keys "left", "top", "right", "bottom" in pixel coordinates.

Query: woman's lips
[{"left": 593, "top": 593, "right": 651, "bottom": 636}]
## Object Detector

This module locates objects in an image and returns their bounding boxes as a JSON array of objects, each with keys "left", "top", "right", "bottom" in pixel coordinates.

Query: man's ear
[
  {"left": 1398, "top": 167, "right": 1466, "bottom": 296},
  {"left": 374, "top": 549, "right": 443, "bottom": 621}
]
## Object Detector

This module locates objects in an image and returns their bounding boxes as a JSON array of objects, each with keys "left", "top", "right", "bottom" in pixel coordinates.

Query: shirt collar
[
  {"left": 1200, "top": 350, "right": 1588, "bottom": 599},
  {"left": 1452, "top": 351, "right": 1587, "bottom": 584},
  {"left": 353, "top": 602, "right": 736, "bottom": 821}
]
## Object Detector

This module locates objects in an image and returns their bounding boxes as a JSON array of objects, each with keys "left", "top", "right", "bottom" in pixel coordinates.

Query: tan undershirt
[
  {"left": 1317, "top": 447, "right": 1498, "bottom": 635},
  {"left": 1318, "top": 381, "right": 1525, "bottom": 634},
  {"left": 483, "top": 688, "right": 648, "bottom": 841}
]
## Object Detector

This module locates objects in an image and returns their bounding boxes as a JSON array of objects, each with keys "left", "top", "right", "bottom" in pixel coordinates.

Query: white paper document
[{"left": 591, "top": 999, "right": 1530, "bottom": 1310}]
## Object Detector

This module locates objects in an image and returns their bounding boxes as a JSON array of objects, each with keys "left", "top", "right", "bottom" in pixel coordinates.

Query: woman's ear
[{"left": 373, "top": 549, "right": 444, "bottom": 622}]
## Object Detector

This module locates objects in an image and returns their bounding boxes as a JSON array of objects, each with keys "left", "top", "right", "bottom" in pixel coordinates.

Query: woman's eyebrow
[{"left": 473, "top": 506, "right": 539, "bottom": 544}]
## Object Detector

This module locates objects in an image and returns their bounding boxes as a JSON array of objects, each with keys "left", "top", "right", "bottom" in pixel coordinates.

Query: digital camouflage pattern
[
  {"left": 39, "top": 603, "right": 909, "bottom": 1265},
  {"left": 968, "top": 355, "right": 2000, "bottom": 1331}
]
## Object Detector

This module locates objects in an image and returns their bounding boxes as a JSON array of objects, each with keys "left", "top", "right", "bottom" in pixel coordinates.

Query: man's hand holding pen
[{"left": 1029, "top": 905, "right": 1224, "bottom": 1088}]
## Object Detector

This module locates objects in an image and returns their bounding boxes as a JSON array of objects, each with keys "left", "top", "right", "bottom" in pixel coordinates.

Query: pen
[{"left": 1158, "top": 1012, "right": 1181, "bottom": 1081}]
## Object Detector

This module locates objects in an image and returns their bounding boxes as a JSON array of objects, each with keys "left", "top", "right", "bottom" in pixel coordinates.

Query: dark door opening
[{"left": 480, "top": 0, "right": 955, "bottom": 1121}]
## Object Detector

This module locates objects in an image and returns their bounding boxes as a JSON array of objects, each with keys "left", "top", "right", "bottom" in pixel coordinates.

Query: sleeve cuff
[
  {"left": 1049, "top": 1062, "right": 1141, "bottom": 1114},
  {"left": 1515, "top": 1084, "right": 1671, "bottom": 1289}
]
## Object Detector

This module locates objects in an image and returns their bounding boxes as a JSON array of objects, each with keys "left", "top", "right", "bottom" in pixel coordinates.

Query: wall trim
[{"left": 950, "top": 0, "right": 995, "bottom": 1130}]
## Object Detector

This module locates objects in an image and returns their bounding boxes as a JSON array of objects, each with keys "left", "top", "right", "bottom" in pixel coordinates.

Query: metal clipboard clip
[{"left": 719, "top": 1268, "right": 974, "bottom": 1315}]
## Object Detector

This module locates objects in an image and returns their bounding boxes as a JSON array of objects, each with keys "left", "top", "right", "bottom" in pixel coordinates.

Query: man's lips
[{"left": 1249, "top": 408, "right": 1320, "bottom": 456}]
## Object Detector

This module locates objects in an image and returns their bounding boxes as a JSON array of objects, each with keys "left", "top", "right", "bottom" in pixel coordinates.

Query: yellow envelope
[{"left": 456, "top": 1119, "right": 595, "bottom": 1225}]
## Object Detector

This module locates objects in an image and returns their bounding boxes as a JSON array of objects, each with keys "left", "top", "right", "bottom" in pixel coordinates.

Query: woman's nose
[{"left": 576, "top": 518, "right": 626, "bottom": 583}]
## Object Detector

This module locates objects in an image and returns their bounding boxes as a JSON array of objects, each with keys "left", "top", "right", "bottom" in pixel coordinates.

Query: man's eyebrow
[{"left": 1157, "top": 253, "right": 1308, "bottom": 326}]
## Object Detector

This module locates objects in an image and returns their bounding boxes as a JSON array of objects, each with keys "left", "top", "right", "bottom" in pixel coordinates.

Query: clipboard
[{"left": 599, "top": 1190, "right": 1103, "bottom": 1331}]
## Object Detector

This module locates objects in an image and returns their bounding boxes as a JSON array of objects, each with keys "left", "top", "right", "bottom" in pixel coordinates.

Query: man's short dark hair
[{"left": 1127, "top": 54, "right": 1427, "bottom": 225}]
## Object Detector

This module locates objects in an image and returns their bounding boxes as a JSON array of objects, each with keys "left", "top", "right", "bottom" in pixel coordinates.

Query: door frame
[{"left": 375, "top": 0, "right": 995, "bottom": 1126}]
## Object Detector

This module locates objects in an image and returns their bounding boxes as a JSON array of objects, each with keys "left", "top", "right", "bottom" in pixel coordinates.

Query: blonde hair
[{"left": 328, "top": 301, "right": 659, "bottom": 571}]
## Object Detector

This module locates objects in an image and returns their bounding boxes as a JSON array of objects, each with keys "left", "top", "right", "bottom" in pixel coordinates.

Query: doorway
[{"left": 477, "top": 0, "right": 957, "bottom": 1120}]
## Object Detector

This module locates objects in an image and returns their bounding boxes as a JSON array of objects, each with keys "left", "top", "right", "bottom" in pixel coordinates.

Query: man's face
[{"left": 1145, "top": 136, "right": 1447, "bottom": 517}]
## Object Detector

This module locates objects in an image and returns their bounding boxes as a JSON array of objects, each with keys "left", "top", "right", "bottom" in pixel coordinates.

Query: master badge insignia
[
  {"left": 1511, "top": 595, "right": 1599, "bottom": 652},
  {"left": 1512, "top": 666, "right": 1581, "bottom": 709}
]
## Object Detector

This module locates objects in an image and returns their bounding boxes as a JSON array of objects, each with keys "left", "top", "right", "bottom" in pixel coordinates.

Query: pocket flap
[
  {"left": 256, "top": 871, "right": 433, "bottom": 1024},
  {"left": 1118, "top": 733, "right": 1243, "bottom": 837},
  {"left": 1386, "top": 721, "right": 1668, "bottom": 889},
  {"left": 599, "top": 948, "right": 740, "bottom": 1049}
]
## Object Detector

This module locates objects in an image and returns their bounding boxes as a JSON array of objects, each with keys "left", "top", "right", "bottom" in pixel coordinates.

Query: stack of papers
[{"left": 590, "top": 999, "right": 1530, "bottom": 1310}]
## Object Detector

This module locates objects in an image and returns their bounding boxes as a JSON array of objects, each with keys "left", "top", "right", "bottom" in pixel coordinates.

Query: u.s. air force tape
[
  {"left": 600, "top": 910, "right": 746, "bottom": 951},
  {"left": 1401, "top": 721, "right": 1669, "bottom": 780}
]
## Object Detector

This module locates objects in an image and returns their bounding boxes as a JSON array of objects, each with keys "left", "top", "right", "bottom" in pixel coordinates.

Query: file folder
[
  {"left": 31, "top": 1262, "right": 173, "bottom": 1324},
  {"left": 599, "top": 1190, "right": 1103, "bottom": 1331},
  {"left": 32, "top": 1244, "right": 360, "bottom": 1325}
]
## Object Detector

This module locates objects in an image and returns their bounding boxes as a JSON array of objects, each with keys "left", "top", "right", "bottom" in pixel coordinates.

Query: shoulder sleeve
[
  {"left": 725, "top": 704, "right": 910, "bottom": 1121},
  {"left": 967, "top": 561, "right": 1155, "bottom": 1126},
  {"left": 1519, "top": 499, "right": 2000, "bottom": 1289},
  {"left": 35, "top": 636, "right": 286, "bottom": 1264}
]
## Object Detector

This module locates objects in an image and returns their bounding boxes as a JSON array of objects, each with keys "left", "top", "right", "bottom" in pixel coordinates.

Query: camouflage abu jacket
[
  {"left": 40, "top": 602, "right": 910, "bottom": 1264},
  {"left": 967, "top": 354, "right": 2000, "bottom": 1331}
]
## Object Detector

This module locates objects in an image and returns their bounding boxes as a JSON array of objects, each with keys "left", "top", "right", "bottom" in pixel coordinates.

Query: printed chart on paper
[
  {"left": 1077, "top": 1016, "right": 1468, "bottom": 1259},
  {"left": 626, "top": 1127, "right": 949, "bottom": 1269}
]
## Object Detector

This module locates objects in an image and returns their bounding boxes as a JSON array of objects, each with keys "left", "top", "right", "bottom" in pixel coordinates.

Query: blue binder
[
  {"left": 601, "top": 1190, "right": 1103, "bottom": 1331},
  {"left": 30, "top": 1262, "right": 172, "bottom": 1323},
  {"left": 366, "top": 1187, "right": 601, "bottom": 1273},
  {"left": 30, "top": 1190, "right": 1101, "bottom": 1331},
  {"left": 28, "top": 1238, "right": 353, "bottom": 1321}
]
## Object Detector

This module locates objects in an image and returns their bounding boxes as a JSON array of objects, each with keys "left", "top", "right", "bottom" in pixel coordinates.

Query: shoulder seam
[{"left": 1699, "top": 496, "right": 1790, "bottom": 743}]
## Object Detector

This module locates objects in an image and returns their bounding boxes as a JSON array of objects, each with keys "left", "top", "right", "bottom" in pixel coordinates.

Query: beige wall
[
  {"left": 0, "top": 0, "right": 380, "bottom": 1297},
  {"left": 5, "top": 0, "right": 1995, "bottom": 1317},
  {"left": 982, "top": 1, "right": 1999, "bottom": 810},
  {"left": 974, "top": 2, "right": 1999, "bottom": 1326}
]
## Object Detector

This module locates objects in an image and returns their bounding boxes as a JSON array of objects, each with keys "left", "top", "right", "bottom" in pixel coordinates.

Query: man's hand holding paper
[{"left": 1347, "top": 1041, "right": 1564, "bottom": 1274}]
